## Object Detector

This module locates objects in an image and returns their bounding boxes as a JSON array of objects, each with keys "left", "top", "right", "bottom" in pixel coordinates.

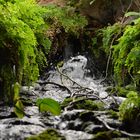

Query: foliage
[
  {"left": 26, "top": 128, "right": 66, "bottom": 140},
  {"left": 119, "top": 91, "right": 140, "bottom": 123},
  {"left": 100, "top": 13, "right": 140, "bottom": 87},
  {"left": 36, "top": 98, "right": 61, "bottom": 116},
  {"left": 112, "top": 17, "right": 140, "bottom": 86},
  {"left": 0, "top": 0, "right": 51, "bottom": 104},
  {"left": 101, "top": 23, "right": 121, "bottom": 53},
  {"left": 14, "top": 100, "right": 24, "bottom": 118},
  {"left": 44, "top": 4, "right": 87, "bottom": 35}
]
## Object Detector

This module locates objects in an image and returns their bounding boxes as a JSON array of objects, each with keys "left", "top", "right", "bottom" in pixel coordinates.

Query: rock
[{"left": 60, "top": 130, "right": 94, "bottom": 140}]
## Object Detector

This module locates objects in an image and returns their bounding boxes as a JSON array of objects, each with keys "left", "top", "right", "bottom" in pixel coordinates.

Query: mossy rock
[
  {"left": 73, "top": 99, "right": 104, "bottom": 110},
  {"left": 93, "top": 131, "right": 121, "bottom": 140},
  {"left": 26, "top": 128, "right": 65, "bottom": 140},
  {"left": 61, "top": 97, "right": 104, "bottom": 110}
]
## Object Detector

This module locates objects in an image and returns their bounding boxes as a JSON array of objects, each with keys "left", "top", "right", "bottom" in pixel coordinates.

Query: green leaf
[
  {"left": 36, "top": 98, "right": 61, "bottom": 116},
  {"left": 14, "top": 100, "right": 24, "bottom": 118},
  {"left": 13, "top": 82, "right": 20, "bottom": 102}
]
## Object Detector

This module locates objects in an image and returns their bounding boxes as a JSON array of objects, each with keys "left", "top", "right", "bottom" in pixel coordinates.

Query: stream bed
[{"left": 0, "top": 55, "right": 134, "bottom": 140}]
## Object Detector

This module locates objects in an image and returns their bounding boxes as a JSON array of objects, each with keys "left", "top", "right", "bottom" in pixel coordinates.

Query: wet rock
[
  {"left": 84, "top": 123, "right": 105, "bottom": 134},
  {"left": 60, "top": 130, "right": 94, "bottom": 140},
  {"left": 61, "top": 110, "right": 81, "bottom": 121}
]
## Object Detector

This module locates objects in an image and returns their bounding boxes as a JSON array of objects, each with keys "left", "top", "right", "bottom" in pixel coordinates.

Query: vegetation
[
  {"left": 119, "top": 91, "right": 140, "bottom": 124},
  {"left": 0, "top": 0, "right": 51, "bottom": 103},
  {"left": 61, "top": 97, "right": 104, "bottom": 110},
  {"left": 44, "top": 4, "right": 87, "bottom": 35},
  {"left": 26, "top": 128, "right": 66, "bottom": 140},
  {"left": 36, "top": 98, "right": 61, "bottom": 115},
  {"left": 97, "top": 12, "right": 140, "bottom": 129},
  {"left": 0, "top": 0, "right": 87, "bottom": 118},
  {"left": 100, "top": 13, "right": 140, "bottom": 87},
  {"left": 1, "top": 0, "right": 140, "bottom": 139}
]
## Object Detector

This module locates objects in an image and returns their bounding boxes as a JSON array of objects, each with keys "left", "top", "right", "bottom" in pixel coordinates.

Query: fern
[
  {"left": 113, "top": 18, "right": 140, "bottom": 85},
  {"left": 100, "top": 14, "right": 140, "bottom": 87},
  {"left": 0, "top": 0, "right": 51, "bottom": 103}
]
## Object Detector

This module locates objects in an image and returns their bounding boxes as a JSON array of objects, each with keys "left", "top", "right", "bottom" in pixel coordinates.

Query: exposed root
[{"left": 96, "top": 116, "right": 140, "bottom": 138}]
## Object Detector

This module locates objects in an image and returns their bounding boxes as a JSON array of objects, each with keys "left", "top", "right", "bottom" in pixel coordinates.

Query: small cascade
[{"left": 0, "top": 55, "right": 125, "bottom": 140}]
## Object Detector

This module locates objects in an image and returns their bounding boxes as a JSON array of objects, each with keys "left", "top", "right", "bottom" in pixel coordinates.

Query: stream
[{"left": 0, "top": 55, "right": 128, "bottom": 140}]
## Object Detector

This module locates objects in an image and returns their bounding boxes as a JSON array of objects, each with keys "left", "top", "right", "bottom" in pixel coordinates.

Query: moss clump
[
  {"left": 26, "top": 128, "right": 65, "bottom": 140},
  {"left": 74, "top": 99, "right": 104, "bottom": 110},
  {"left": 108, "top": 110, "right": 118, "bottom": 119},
  {"left": 61, "top": 97, "right": 73, "bottom": 109},
  {"left": 61, "top": 97, "right": 104, "bottom": 110},
  {"left": 93, "top": 131, "right": 121, "bottom": 140},
  {"left": 119, "top": 91, "right": 140, "bottom": 127}
]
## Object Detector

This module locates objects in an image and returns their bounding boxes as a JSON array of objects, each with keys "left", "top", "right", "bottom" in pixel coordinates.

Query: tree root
[{"left": 96, "top": 116, "right": 140, "bottom": 137}]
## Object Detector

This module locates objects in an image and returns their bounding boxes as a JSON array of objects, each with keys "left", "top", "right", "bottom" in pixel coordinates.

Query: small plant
[{"left": 119, "top": 91, "right": 140, "bottom": 124}]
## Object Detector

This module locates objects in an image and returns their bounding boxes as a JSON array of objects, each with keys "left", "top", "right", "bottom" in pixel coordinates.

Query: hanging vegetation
[
  {"left": 0, "top": 0, "right": 51, "bottom": 103},
  {"left": 100, "top": 13, "right": 140, "bottom": 88}
]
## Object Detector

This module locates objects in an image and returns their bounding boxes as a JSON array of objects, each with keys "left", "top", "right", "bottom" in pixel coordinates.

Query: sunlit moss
[{"left": 26, "top": 128, "right": 65, "bottom": 140}]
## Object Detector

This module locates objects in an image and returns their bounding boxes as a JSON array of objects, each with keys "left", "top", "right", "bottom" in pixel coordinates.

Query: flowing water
[{"left": 0, "top": 55, "right": 125, "bottom": 140}]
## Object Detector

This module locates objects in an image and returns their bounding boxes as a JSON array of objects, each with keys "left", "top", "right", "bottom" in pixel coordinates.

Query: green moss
[
  {"left": 0, "top": 65, "right": 15, "bottom": 104},
  {"left": 74, "top": 100, "right": 104, "bottom": 110},
  {"left": 61, "top": 97, "right": 104, "bottom": 110},
  {"left": 26, "top": 128, "right": 65, "bottom": 140},
  {"left": 61, "top": 97, "right": 73, "bottom": 109},
  {"left": 93, "top": 131, "right": 121, "bottom": 140},
  {"left": 108, "top": 110, "right": 118, "bottom": 119},
  {"left": 119, "top": 91, "right": 140, "bottom": 123},
  {"left": 0, "top": 0, "right": 51, "bottom": 104},
  {"left": 116, "top": 86, "right": 136, "bottom": 97}
]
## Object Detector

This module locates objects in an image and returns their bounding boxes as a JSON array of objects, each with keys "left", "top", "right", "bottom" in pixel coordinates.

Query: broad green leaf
[
  {"left": 36, "top": 98, "right": 61, "bottom": 116},
  {"left": 14, "top": 100, "right": 24, "bottom": 118}
]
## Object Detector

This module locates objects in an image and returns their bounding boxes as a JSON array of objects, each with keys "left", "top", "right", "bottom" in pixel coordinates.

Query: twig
[
  {"left": 37, "top": 81, "right": 72, "bottom": 95},
  {"left": 56, "top": 66, "right": 99, "bottom": 94},
  {"left": 56, "top": 66, "right": 85, "bottom": 88},
  {"left": 96, "top": 116, "right": 140, "bottom": 137},
  {"left": 70, "top": 88, "right": 87, "bottom": 97}
]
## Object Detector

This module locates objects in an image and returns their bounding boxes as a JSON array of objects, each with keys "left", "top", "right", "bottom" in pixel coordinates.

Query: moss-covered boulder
[{"left": 26, "top": 128, "right": 65, "bottom": 140}]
